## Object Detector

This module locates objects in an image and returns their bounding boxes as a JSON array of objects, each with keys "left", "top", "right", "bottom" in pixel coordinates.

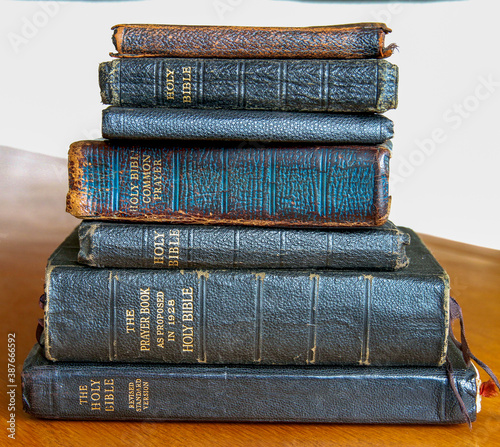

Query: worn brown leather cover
[
  {"left": 66, "top": 140, "right": 391, "bottom": 227},
  {"left": 111, "top": 23, "right": 396, "bottom": 59}
]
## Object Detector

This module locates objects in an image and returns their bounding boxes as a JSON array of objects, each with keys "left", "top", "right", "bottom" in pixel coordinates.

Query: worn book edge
[
  {"left": 111, "top": 23, "right": 395, "bottom": 58},
  {"left": 77, "top": 220, "right": 410, "bottom": 270},
  {"left": 99, "top": 59, "right": 398, "bottom": 113},
  {"left": 66, "top": 140, "right": 391, "bottom": 227}
]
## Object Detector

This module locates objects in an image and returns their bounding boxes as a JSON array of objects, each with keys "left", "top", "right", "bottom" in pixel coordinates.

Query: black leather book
[
  {"left": 43, "top": 228, "right": 448, "bottom": 366},
  {"left": 101, "top": 107, "right": 393, "bottom": 144},
  {"left": 77, "top": 221, "right": 410, "bottom": 270},
  {"left": 99, "top": 58, "right": 398, "bottom": 113},
  {"left": 22, "top": 343, "right": 477, "bottom": 423}
]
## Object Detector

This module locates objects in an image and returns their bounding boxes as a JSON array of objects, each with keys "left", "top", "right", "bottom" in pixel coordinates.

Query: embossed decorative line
[
  {"left": 142, "top": 225, "right": 148, "bottom": 267},
  {"left": 95, "top": 147, "right": 101, "bottom": 213},
  {"left": 279, "top": 229, "right": 285, "bottom": 267},
  {"left": 269, "top": 150, "right": 276, "bottom": 216},
  {"left": 327, "top": 232, "right": 334, "bottom": 267},
  {"left": 188, "top": 227, "right": 194, "bottom": 264},
  {"left": 153, "top": 59, "right": 157, "bottom": 105},
  {"left": 223, "top": 149, "right": 229, "bottom": 214},
  {"left": 233, "top": 228, "right": 240, "bottom": 267},
  {"left": 109, "top": 272, "right": 118, "bottom": 361},
  {"left": 172, "top": 150, "right": 180, "bottom": 212},
  {"left": 112, "top": 149, "right": 119, "bottom": 214},
  {"left": 86, "top": 145, "right": 93, "bottom": 214},
  {"left": 307, "top": 275, "right": 319, "bottom": 364},
  {"left": 99, "top": 147, "right": 105, "bottom": 214},
  {"left": 361, "top": 276, "right": 372, "bottom": 365},
  {"left": 156, "top": 60, "right": 163, "bottom": 106},
  {"left": 198, "top": 60, "right": 204, "bottom": 104},
  {"left": 118, "top": 57, "right": 122, "bottom": 105},
  {"left": 320, "top": 148, "right": 327, "bottom": 217},
  {"left": 282, "top": 61, "right": 288, "bottom": 107},
  {"left": 324, "top": 61, "right": 330, "bottom": 110},
  {"left": 236, "top": 61, "right": 241, "bottom": 108},
  {"left": 49, "top": 368, "right": 56, "bottom": 414},
  {"left": 198, "top": 275, "right": 207, "bottom": 363},
  {"left": 240, "top": 61, "right": 246, "bottom": 108},
  {"left": 254, "top": 276, "right": 264, "bottom": 363},
  {"left": 278, "top": 61, "right": 283, "bottom": 109}
]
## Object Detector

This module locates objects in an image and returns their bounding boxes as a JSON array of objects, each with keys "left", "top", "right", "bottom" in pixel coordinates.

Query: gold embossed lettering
[
  {"left": 166, "top": 68, "right": 175, "bottom": 100},
  {"left": 125, "top": 309, "right": 135, "bottom": 333},
  {"left": 79, "top": 385, "right": 88, "bottom": 405},
  {"left": 153, "top": 230, "right": 165, "bottom": 264},
  {"left": 182, "top": 66, "right": 192, "bottom": 103}
]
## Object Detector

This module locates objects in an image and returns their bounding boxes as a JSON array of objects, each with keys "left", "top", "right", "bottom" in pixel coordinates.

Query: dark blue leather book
[
  {"left": 99, "top": 58, "right": 398, "bottom": 113},
  {"left": 77, "top": 220, "right": 410, "bottom": 270},
  {"left": 22, "top": 342, "right": 477, "bottom": 423},
  {"left": 43, "top": 228, "right": 448, "bottom": 366},
  {"left": 66, "top": 140, "right": 391, "bottom": 227},
  {"left": 101, "top": 107, "right": 393, "bottom": 144}
]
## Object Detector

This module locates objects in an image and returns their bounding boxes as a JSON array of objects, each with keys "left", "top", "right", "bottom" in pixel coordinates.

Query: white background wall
[{"left": 1, "top": 0, "right": 499, "bottom": 249}]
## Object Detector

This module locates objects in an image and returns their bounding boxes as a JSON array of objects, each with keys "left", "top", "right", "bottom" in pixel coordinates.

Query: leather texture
[
  {"left": 66, "top": 140, "right": 391, "bottom": 227},
  {"left": 44, "top": 228, "right": 448, "bottom": 366},
  {"left": 111, "top": 23, "right": 395, "bottom": 59},
  {"left": 23, "top": 343, "right": 476, "bottom": 423},
  {"left": 99, "top": 58, "right": 398, "bottom": 113},
  {"left": 101, "top": 107, "right": 394, "bottom": 143},
  {"left": 77, "top": 221, "right": 410, "bottom": 270}
]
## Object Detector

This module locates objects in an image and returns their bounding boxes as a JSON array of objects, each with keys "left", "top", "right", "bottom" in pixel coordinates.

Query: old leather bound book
[
  {"left": 77, "top": 221, "right": 410, "bottom": 270},
  {"left": 23, "top": 342, "right": 477, "bottom": 423},
  {"left": 99, "top": 58, "right": 398, "bottom": 113},
  {"left": 111, "top": 23, "right": 396, "bottom": 59},
  {"left": 101, "top": 107, "right": 393, "bottom": 143},
  {"left": 43, "top": 228, "right": 448, "bottom": 366},
  {"left": 66, "top": 140, "right": 391, "bottom": 227}
]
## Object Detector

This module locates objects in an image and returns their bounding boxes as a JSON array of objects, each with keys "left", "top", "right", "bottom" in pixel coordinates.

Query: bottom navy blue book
[{"left": 22, "top": 343, "right": 478, "bottom": 424}]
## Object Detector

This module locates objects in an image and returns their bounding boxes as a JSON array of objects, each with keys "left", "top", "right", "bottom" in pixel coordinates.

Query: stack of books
[{"left": 23, "top": 23, "right": 479, "bottom": 424}]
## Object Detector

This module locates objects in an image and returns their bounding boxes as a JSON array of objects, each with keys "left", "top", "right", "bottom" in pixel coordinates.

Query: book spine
[
  {"left": 99, "top": 59, "right": 398, "bottom": 113},
  {"left": 43, "top": 265, "right": 447, "bottom": 365},
  {"left": 78, "top": 222, "right": 410, "bottom": 270},
  {"left": 101, "top": 108, "right": 394, "bottom": 144},
  {"left": 66, "top": 140, "right": 391, "bottom": 227},
  {"left": 22, "top": 348, "right": 477, "bottom": 423},
  {"left": 111, "top": 23, "right": 395, "bottom": 59}
]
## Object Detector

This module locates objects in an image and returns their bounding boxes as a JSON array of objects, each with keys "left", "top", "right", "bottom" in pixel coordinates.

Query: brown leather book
[
  {"left": 111, "top": 23, "right": 396, "bottom": 59},
  {"left": 66, "top": 140, "right": 391, "bottom": 227}
]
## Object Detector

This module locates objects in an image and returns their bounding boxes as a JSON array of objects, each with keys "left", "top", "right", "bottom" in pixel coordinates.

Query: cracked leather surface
[
  {"left": 111, "top": 23, "right": 395, "bottom": 59},
  {"left": 66, "top": 140, "right": 391, "bottom": 226}
]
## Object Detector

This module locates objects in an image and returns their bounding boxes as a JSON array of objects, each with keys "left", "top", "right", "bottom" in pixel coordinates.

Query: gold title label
[
  {"left": 128, "top": 152, "right": 162, "bottom": 212},
  {"left": 78, "top": 379, "right": 115, "bottom": 412},
  {"left": 123, "top": 284, "right": 196, "bottom": 357}
]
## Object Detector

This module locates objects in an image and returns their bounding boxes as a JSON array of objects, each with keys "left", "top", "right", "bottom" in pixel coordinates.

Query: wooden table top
[{"left": 1, "top": 147, "right": 499, "bottom": 447}]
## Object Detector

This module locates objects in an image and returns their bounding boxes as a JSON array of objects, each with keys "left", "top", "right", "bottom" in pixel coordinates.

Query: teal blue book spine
[{"left": 66, "top": 140, "right": 391, "bottom": 227}]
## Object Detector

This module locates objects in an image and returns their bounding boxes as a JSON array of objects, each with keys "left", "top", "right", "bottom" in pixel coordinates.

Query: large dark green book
[
  {"left": 77, "top": 220, "right": 410, "bottom": 270},
  {"left": 43, "top": 228, "right": 449, "bottom": 366},
  {"left": 22, "top": 343, "right": 477, "bottom": 423}
]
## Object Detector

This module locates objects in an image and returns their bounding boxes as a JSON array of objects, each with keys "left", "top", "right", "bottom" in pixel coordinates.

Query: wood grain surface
[{"left": 0, "top": 147, "right": 499, "bottom": 447}]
